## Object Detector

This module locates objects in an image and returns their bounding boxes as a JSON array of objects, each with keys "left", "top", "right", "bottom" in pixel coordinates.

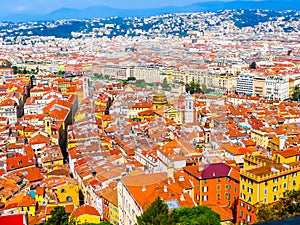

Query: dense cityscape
[{"left": 0, "top": 3, "right": 300, "bottom": 225}]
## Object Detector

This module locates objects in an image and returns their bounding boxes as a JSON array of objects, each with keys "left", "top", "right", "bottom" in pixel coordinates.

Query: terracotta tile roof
[
  {"left": 278, "top": 148, "right": 300, "bottom": 158},
  {"left": 127, "top": 178, "right": 196, "bottom": 211},
  {"left": 13, "top": 167, "right": 44, "bottom": 183},
  {"left": 71, "top": 205, "right": 100, "bottom": 218},
  {"left": 6, "top": 153, "right": 35, "bottom": 171},
  {"left": 97, "top": 184, "right": 118, "bottom": 206},
  {"left": 205, "top": 204, "right": 233, "bottom": 222}
]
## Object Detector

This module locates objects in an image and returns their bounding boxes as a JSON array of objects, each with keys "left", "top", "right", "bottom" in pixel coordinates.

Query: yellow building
[
  {"left": 152, "top": 92, "right": 168, "bottom": 110},
  {"left": 128, "top": 102, "right": 152, "bottom": 120},
  {"left": 242, "top": 153, "right": 300, "bottom": 204},
  {"left": 109, "top": 202, "right": 119, "bottom": 225},
  {"left": 250, "top": 129, "right": 272, "bottom": 149},
  {"left": 238, "top": 153, "right": 300, "bottom": 224},
  {"left": 71, "top": 205, "right": 101, "bottom": 224},
  {"left": 3, "top": 195, "right": 36, "bottom": 216},
  {"left": 289, "top": 78, "right": 295, "bottom": 98},
  {"left": 41, "top": 176, "right": 80, "bottom": 208},
  {"left": 163, "top": 107, "right": 182, "bottom": 124},
  {"left": 272, "top": 148, "right": 300, "bottom": 164}
]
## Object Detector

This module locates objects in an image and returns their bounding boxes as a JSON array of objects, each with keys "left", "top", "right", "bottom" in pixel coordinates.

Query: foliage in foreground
[
  {"left": 256, "top": 189, "right": 300, "bottom": 223},
  {"left": 42, "top": 206, "right": 111, "bottom": 225},
  {"left": 136, "top": 197, "right": 221, "bottom": 225}
]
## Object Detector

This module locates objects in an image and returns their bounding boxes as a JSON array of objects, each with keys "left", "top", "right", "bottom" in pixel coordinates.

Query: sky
[{"left": 2, "top": 0, "right": 237, "bottom": 16}]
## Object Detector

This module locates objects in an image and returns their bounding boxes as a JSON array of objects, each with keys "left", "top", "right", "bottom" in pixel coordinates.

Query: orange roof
[
  {"left": 71, "top": 205, "right": 100, "bottom": 218},
  {"left": 278, "top": 148, "right": 300, "bottom": 158}
]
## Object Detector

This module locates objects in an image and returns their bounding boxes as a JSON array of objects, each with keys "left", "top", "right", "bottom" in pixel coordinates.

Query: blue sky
[{"left": 2, "top": 0, "right": 237, "bottom": 16}]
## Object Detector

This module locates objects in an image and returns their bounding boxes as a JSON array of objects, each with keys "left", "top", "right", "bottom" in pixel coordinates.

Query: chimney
[
  {"left": 178, "top": 176, "right": 185, "bottom": 182},
  {"left": 180, "top": 194, "right": 185, "bottom": 201},
  {"left": 163, "top": 185, "right": 168, "bottom": 193}
]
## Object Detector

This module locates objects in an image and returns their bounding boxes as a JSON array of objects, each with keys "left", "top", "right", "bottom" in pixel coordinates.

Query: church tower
[
  {"left": 44, "top": 112, "right": 51, "bottom": 136},
  {"left": 184, "top": 92, "right": 194, "bottom": 124},
  {"left": 204, "top": 120, "right": 211, "bottom": 144}
]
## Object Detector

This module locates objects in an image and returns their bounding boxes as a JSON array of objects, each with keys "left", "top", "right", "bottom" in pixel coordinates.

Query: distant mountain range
[{"left": 1, "top": 0, "right": 299, "bottom": 22}]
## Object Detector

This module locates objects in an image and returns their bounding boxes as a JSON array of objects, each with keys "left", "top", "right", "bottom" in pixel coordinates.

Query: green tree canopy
[
  {"left": 137, "top": 197, "right": 221, "bottom": 225},
  {"left": 292, "top": 85, "right": 300, "bottom": 102},
  {"left": 44, "top": 206, "right": 69, "bottom": 225},
  {"left": 171, "top": 206, "right": 221, "bottom": 225},
  {"left": 256, "top": 189, "right": 300, "bottom": 223},
  {"left": 136, "top": 197, "right": 174, "bottom": 225}
]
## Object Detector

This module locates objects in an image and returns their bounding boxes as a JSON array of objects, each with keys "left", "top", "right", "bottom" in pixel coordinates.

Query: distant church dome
[{"left": 152, "top": 92, "right": 168, "bottom": 109}]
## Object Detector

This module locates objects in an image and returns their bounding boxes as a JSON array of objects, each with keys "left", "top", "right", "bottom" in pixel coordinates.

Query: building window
[
  {"left": 264, "top": 189, "right": 267, "bottom": 195},
  {"left": 274, "top": 195, "right": 277, "bottom": 201},
  {"left": 217, "top": 193, "right": 221, "bottom": 200},
  {"left": 292, "top": 172, "right": 297, "bottom": 177},
  {"left": 66, "top": 196, "right": 73, "bottom": 201},
  {"left": 283, "top": 183, "right": 287, "bottom": 188},
  {"left": 293, "top": 180, "right": 297, "bottom": 186},
  {"left": 225, "top": 193, "right": 230, "bottom": 199},
  {"left": 248, "top": 196, "right": 252, "bottom": 202},
  {"left": 264, "top": 198, "right": 267, "bottom": 203},
  {"left": 203, "top": 186, "right": 208, "bottom": 192},
  {"left": 273, "top": 186, "right": 278, "bottom": 192},
  {"left": 217, "top": 185, "right": 221, "bottom": 191},
  {"left": 240, "top": 211, "right": 244, "bottom": 218},
  {"left": 217, "top": 178, "right": 221, "bottom": 182},
  {"left": 241, "top": 193, "right": 246, "bottom": 199},
  {"left": 61, "top": 189, "right": 66, "bottom": 193},
  {"left": 202, "top": 195, "right": 208, "bottom": 201},
  {"left": 248, "top": 187, "right": 253, "bottom": 194},
  {"left": 242, "top": 184, "right": 245, "bottom": 190},
  {"left": 273, "top": 178, "right": 278, "bottom": 183},
  {"left": 265, "top": 181, "right": 268, "bottom": 186},
  {"left": 247, "top": 214, "right": 252, "bottom": 222},
  {"left": 284, "top": 175, "right": 287, "bottom": 180}
]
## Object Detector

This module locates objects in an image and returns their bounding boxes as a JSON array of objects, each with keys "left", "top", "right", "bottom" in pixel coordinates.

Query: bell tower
[
  {"left": 184, "top": 92, "right": 194, "bottom": 124},
  {"left": 45, "top": 112, "right": 51, "bottom": 135}
]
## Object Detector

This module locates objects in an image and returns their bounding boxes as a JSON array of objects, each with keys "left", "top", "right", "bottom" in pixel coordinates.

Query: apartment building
[
  {"left": 236, "top": 74, "right": 254, "bottom": 96},
  {"left": 237, "top": 152, "right": 300, "bottom": 224},
  {"left": 265, "top": 75, "right": 289, "bottom": 101}
]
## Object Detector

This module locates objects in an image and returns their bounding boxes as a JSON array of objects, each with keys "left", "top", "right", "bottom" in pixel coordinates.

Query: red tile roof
[{"left": 71, "top": 205, "right": 100, "bottom": 218}]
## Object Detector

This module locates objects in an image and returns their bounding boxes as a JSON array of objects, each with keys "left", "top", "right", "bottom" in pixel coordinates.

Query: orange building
[{"left": 184, "top": 163, "right": 240, "bottom": 221}]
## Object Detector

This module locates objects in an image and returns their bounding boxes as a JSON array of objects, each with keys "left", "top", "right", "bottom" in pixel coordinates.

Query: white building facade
[{"left": 265, "top": 75, "right": 289, "bottom": 101}]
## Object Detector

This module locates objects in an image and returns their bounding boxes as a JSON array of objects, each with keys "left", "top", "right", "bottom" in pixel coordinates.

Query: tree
[
  {"left": 137, "top": 198, "right": 221, "bottom": 225},
  {"left": 12, "top": 66, "right": 18, "bottom": 74},
  {"left": 84, "top": 223, "right": 112, "bottom": 225},
  {"left": 162, "top": 77, "right": 170, "bottom": 90},
  {"left": 292, "top": 86, "right": 300, "bottom": 102},
  {"left": 171, "top": 206, "right": 221, "bottom": 225},
  {"left": 201, "top": 83, "right": 208, "bottom": 94},
  {"left": 249, "top": 61, "right": 257, "bottom": 69},
  {"left": 44, "top": 206, "right": 70, "bottom": 225},
  {"left": 136, "top": 197, "right": 174, "bottom": 225},
  {"left": 256, "top": 189, "right": 300, "bottom": 223},
  {"left": 189, "top": 81, "right": 201, "bottom": 94}
]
